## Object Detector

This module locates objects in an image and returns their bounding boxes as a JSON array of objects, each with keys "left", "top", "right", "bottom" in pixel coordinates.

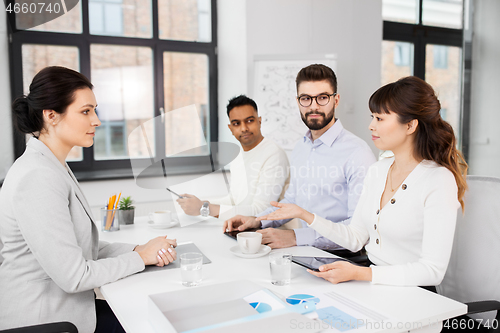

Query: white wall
[
  {"left": 468, "top": 0, "right": 500, "bottom": 177},
  {"left": 0, "top": 10, "right": 13, "bottom": 180},
  {"left": 217, "top": 0, "right": 247, "bottom": 145}
]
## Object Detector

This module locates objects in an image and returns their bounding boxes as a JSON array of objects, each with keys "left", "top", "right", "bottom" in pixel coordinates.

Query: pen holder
[{"left": 101, "top": 208, "right": 120, "bottom": 232}]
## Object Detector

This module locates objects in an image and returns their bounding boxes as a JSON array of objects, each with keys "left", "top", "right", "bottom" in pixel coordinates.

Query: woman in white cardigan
[
  {"left": 257, "top": 76, "right": 468, "bottom": 287},
  {"left": 0, "top": 67, "right": 177, "bottom": 332}
]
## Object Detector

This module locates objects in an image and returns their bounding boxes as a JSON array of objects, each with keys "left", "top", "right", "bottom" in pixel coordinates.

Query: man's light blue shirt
[{"left": 258, "top": 119, "right": 376, "bottom": 250}]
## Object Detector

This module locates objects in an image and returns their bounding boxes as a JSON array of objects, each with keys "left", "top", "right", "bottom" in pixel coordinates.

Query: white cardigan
[{"left": 310, "top": 157, "right": 460, "bottom": 286}]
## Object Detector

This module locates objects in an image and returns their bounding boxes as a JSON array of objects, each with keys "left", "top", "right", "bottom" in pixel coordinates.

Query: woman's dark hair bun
[{"left": 12, "top": 96, "right": 43, "bottom": 134}]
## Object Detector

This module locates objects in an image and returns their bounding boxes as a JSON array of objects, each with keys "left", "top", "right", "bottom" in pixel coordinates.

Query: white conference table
[{"left": 99, "top": 216, "right": 466, "bottom": 333}]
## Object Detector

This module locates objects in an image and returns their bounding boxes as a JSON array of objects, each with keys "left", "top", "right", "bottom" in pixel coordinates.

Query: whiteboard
[{"left": 252, "top": 54, "right": 337, "bottom": 150}]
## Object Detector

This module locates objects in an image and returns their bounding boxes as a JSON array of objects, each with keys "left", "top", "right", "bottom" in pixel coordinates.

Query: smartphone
[
  {"left": 224, "top": 228, "right": 260, "bottom": 240},
  {"left": 166, "top": 188, "right": 185, "bottom": 199},
  {"left": 292, "top": 256, "right": 355, "bottom": 272}
]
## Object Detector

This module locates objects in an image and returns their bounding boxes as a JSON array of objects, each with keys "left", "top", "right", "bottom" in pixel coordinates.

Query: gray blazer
[{"left": 0, "top": 138, "right": 145, "bottom": 332}]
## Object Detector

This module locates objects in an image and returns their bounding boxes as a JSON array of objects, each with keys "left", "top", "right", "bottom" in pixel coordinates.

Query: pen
[
  {"left": 114, "top": 192, "right": 122, "bottom": 210},
  {"left": 166, "top": 187, "right": 185, "bottom": 199},
  {"left": 105, "top": 194, "right": 117, "bottom": 230}
]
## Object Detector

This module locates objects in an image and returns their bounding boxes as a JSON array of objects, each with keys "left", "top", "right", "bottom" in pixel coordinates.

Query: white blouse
[{"left": 310, "top": 157, "right": 460, "bottom": 286}]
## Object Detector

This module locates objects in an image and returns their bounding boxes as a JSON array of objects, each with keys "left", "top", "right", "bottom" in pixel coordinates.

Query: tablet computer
[
  {"left": 292, "top": 256, "right": 355, "bottom": 272},
  {"left": 224, "top": 228, "right": 260, "bottom": 240},
  {"left": 142, "top": 242, "right": 211, "bottom": 273}
]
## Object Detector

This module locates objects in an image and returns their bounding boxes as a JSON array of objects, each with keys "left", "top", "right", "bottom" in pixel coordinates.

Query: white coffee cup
[
  {"left": 149, "top": 210, "right": 172, "bottom": 225},
  {"left": 237, "top": 232, "right": 263, "bottom": 254}
]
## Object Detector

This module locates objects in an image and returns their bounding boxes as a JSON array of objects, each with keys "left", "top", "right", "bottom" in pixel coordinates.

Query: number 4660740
[
  {"left": 5, "top": 2, "right": 62, "bottom": 14},
  {"left": 443, "top": 318, "right": 498, "bottom": 330}
]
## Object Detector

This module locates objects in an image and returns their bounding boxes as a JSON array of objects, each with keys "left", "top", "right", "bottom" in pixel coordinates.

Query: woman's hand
[
  {"left": 134, "top": 236, "right": 177, "bottom": 266},
  {"left": 308, "top": 261, "right": 372, "bottom": 284},
  {"left": 255, "top": 201, "right": 315, "bottom": 224}
]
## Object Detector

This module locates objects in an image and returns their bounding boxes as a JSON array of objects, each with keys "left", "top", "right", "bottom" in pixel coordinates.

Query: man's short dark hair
[
  {"left": 295, "top": 64, "right": 338, "bottom": 93},
  {"left": 227, "top": 95, "right": 258, "bottom": 117}
]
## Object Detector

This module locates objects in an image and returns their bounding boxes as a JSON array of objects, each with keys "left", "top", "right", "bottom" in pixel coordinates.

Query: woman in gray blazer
[{"left": 0, "top": 67, "right": 177, "bottom": 333}]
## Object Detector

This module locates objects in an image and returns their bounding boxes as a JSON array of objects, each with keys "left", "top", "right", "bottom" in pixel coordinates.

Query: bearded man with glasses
[{"left": 224, "top": 64, "right": 376, "bottom": 254}]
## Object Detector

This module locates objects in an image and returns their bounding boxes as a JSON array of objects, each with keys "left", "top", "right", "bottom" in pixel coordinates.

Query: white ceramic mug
[
  {"left": 149, "top": 210, "right": 172, "bottom": 225},
  {"left": 237, "top": 232, "right": 263, "bottom": 254}
]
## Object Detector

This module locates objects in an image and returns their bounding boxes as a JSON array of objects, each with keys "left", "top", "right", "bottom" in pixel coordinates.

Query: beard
[{"left": 301, "top": 106, "right": 335, "bottom": 130}]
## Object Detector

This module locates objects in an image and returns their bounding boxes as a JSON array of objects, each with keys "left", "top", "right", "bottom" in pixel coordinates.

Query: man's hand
[
  {"left": 257, "top": 228, "right": 296, "bottom": 249},
  {"left": 308, "top": 261, "right": 372, "bottom": 284},
  {"left": 176, "top": 194, "right": 203, "bottom": 216},
  {"left": 223, "top": 215, "right": 260, "bottom": 232}
]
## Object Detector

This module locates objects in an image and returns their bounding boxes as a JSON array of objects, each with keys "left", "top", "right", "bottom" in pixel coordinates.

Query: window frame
[
  {"left": 8, "top": 0, "right": 219, "bottom": 180},
  {"left": 383, "top": 0, "right": 465, "bottom": 153}
]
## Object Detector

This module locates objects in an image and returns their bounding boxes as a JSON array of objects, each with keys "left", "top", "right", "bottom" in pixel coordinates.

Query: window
[
  {"left": 382, "top": 0, "right": 419, "bottom": 24},
  {"left": 440, "top": 108, "right": 447, "bottom": 119},
  {"left": 382, "top": 41, "right": 414, "bottom": 85},
  {"left": 393, "top": 42, "right": 412, "bottom": 67},
  {"left": 89, "top": 0, "right": 125, "bottom": 36},
  {"left": 158, "top": 0, "right": 212, "bottom": 42},
  {"left": 90, "top": 44, "right": 155, "bottom": 160},
  {"left": 422, "top": 0, "right": 463, "bottom": 29},
  {"left": 432, "top": 45, "right": 448, "bottom": 69},
  {"left": 426, "top": 45, "right": 461, "bottom": 133},
  {"left": 8, "top": 0, "right": 218, "bottom": 179},
  {"left": 381, "top": 0, "right": 463, "bottom": 144}
]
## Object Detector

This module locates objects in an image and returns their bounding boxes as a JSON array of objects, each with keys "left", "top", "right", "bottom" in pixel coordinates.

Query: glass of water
[
  {"left": 180, "top": 252, "right": 203, "bottom": 287},
  {"left": 269, "top": 252, "right": 292, "bottom": 286}
]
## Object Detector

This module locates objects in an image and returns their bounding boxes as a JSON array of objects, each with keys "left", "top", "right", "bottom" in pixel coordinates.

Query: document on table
[
  {"left": 148, "top": 280, "right": 321, "bottom": 333},
  {"left": 284, "top": 287, "right": 394, "bottom": 332}
]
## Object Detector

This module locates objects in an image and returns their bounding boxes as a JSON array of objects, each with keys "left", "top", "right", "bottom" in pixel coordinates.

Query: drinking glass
[
  {"left": 180, "top": 252, "right": 203, "bottom": 287},
  {"left": 269, "top": 252, "right": 292, "bottom": 286}
]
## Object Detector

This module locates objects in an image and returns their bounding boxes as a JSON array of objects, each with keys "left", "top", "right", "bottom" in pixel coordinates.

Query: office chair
[
  {"left": 437, "top": 175, "right": 500, "bottom": 332},
  {"left": 0, "top": 322, "right": 77, "bottom": 333}
]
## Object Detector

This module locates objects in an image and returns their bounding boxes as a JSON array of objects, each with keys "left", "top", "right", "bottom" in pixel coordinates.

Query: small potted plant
[{"left": 118, "top": 196, "right": 135, "bottom": 225}]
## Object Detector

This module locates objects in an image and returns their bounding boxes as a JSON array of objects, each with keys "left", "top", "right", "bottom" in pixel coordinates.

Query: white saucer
[
  {"left": 229, "top": 245, "right": 271, "bottom": 259},
  {"left": 147, "top": 220, "right": 178, "bottom": 229}
]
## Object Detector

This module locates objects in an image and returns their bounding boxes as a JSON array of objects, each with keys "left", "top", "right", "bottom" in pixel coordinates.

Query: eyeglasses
[{"left": 297, "top": 93, "right": 337, "bottom": 107}]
